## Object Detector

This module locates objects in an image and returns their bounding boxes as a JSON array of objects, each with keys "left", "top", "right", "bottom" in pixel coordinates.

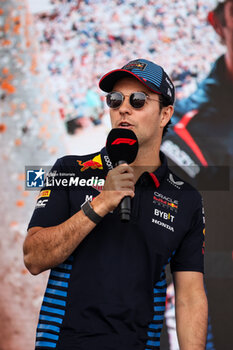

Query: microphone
[{"left": 106, "top": 128, "right": 138, "bottom": 222}]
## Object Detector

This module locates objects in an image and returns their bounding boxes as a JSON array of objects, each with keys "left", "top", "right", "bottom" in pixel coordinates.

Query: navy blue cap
[{"left": 99, "top": 58, "right": 175, "bottom": 105}]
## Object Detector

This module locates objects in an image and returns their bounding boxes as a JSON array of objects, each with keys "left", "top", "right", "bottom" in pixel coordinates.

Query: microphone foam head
[{"left": 106, "top": 128, "right": 138, "bottom": 165}]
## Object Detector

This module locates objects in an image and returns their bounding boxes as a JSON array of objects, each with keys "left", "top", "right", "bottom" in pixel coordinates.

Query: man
[
  {"left": 23, "top": 59, "right": 208, "bottom": 350},
  {"left": 161, "top": 1, "right": 233, "bottom": 349}
]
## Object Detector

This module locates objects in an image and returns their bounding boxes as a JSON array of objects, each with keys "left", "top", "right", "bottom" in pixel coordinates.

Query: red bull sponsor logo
[
  {"left": 153, "top": 192, "right": 179, "bottom": 212},
  {"left": 77, "top": 154, "right": 103, "bottom": 172},
  {"left": 167, "top": 202, "right": 178, "bottom": 209},
  {"left": 124, "top": 62, "right": 147, "bottom": 71}
]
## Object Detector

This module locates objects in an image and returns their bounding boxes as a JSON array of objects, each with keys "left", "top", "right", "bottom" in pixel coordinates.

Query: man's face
[{"left": 109, "top": 77, "right": 172, "bottom": 149}]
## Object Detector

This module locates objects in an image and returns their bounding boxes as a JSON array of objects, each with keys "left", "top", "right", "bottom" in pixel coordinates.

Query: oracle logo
[{"left": 154, "top": 192, "right": 178, "bottom": 205}]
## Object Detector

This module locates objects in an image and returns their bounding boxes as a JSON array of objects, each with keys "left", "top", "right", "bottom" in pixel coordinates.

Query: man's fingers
[
  {"left": 100, "top": 164, "right": 136, "bottom": 211},
  {"left": 124, "top": 190, "right": 135, "bottom": 199},
  {"left": 112, "top": 172, "right": 134, "bottom": 183},
  {"left": 115, "top": 163, "right": 134, "bottom": 175},
  {"left": 108, "top": 176, "right": 135, "bottom": 191}
]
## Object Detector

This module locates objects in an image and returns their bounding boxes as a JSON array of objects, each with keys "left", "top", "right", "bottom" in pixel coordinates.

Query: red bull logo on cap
[
  {"left": 123, "top": 62, "right": 147, "bottom": 71},
  {"left": 77, "top": 154, "right": 103, "bottom": 172}
]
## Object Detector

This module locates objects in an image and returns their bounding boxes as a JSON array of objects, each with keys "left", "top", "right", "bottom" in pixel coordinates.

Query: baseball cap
[{"left": 99, "top": 58, "right": 175, "bottom": 105}]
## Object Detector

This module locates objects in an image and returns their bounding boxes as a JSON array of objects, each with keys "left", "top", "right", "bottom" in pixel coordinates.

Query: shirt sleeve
[
  {"left": 170, "top": 195, "right": 205, "bottom": 274},
  {"left": 27, "top": 158, "right": 70, "bottom": 229}
]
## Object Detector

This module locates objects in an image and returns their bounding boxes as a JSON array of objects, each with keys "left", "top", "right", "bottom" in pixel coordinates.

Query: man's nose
[{"left": 118, "top": 96, "right": 132, "bottom": 114}]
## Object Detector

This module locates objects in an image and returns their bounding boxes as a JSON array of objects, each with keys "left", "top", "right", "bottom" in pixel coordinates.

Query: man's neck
[{"left": 131, "top": 143, "right": 161, "bottom": 182}]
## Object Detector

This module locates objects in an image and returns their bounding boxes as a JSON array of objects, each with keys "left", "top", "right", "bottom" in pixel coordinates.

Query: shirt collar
[
  {"left": 148, "top": 151, "right": 169, "bottom": 188},
  {"left": 100, "top": 147, "right": 168, "bottom": 188}
]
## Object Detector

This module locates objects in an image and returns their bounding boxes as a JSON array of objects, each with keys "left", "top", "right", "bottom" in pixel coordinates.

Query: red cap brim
[{"left": 99, "top": 69, "right": 161, "bottom": 95}]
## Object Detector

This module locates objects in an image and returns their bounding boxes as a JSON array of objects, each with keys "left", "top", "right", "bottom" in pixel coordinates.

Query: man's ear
[
  {"left": 160, "top": 105, "right": 174, "bottom": 128},
  {"left": 211, "top": 12, "right": 225, "bottom": 38}
]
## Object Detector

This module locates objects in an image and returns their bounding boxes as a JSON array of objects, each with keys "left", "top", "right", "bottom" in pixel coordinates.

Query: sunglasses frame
[{"left": 106, "top": 91, "right": 160, "bottom": 109}]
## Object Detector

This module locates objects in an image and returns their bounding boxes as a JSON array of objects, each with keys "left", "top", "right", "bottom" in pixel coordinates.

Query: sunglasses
[{"left": 106, "top": 91, "right": 159, "bottom": 109}]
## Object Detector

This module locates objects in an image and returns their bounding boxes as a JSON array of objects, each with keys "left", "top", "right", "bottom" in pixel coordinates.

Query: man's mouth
[{"left": 118, "top": 122, "right": 133, "bottom": 128}]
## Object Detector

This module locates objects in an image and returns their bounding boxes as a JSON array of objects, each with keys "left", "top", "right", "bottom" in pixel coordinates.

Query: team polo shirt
[{"left": 28, "top": 148, "right": 205, "bottom": 350}]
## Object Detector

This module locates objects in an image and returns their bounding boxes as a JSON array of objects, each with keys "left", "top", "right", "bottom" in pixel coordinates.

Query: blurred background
[{"left": 0, "top": 0, "right": 232, "bottom": 349}]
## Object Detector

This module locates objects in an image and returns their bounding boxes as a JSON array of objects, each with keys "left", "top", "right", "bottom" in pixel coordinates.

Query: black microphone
[{"left": 106, "top": 128, "right": 139, "bottom": 222}]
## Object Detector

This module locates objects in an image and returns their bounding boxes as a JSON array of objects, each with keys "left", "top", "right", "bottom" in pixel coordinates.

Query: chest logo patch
[
  {"left": 154, "top": 209, "right": 175, "bottom": 222},
  {"left": 152, "top": 208, "right": 175, "bottom": 232},
  {"left": 152, "top": 218, "right": 174, "bottom": 232},
  {"left": 153, "top": 191, "right": 179, "bottom": 213},
  {"left": 77, "top": 154, "right": 103, "bottom": 172},
  {"left": 168, "top": 173, "right": 184, "bottom": 189}
]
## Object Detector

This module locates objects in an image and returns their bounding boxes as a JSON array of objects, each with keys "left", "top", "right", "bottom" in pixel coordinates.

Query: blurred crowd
[{"left": 33, "top": 0, "right": 225, "bottom": 133}]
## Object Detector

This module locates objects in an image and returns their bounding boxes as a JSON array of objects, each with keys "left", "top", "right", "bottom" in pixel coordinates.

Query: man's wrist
[
  {"left": 81, "top": 200, "right": 102, "bottom": 224},
  {"left": 91, "top": 194, "right": 110, "bottom": 217}
]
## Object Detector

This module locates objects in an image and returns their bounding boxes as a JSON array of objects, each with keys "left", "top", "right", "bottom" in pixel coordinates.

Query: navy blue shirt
[{"left": 28, "top": 148, "right": 205, "bottom": 350}]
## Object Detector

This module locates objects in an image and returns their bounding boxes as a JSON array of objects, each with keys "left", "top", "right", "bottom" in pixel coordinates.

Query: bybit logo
[{"left": 154, "top": 209, "right": 175, "bottom": 222}]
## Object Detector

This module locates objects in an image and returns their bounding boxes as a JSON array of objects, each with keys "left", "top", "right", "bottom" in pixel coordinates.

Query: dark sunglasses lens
[
  {"left": 106, "top": 92, "right": 123, "bottom": 109},
  {"left": 130, "top": 92, "right": 146, "bottom": 108}
]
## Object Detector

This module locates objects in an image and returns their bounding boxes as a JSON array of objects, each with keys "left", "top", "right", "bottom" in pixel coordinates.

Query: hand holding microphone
[
  {"left": 100, "top": 162, "right": 135, "bottom": 212},
  {"left": 103, "top": 128, "right": 139, "bottom": 222}
]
